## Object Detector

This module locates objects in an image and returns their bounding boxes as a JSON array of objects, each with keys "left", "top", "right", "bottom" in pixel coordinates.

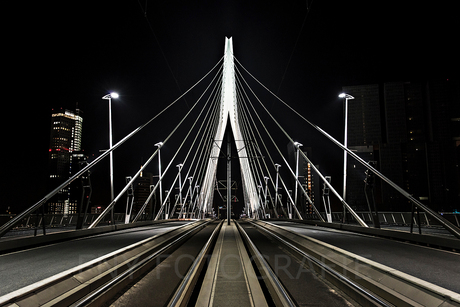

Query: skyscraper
[
  {"left": 342, "top": 84, "right": 382, "bottom": 210},
  {"left": 343, "top": 79, "right": 460, "bottom": 212},
  {"left": 48, "top": 108, "right": 84, "bottom": 214},
  {"left": 287, "top": 144, "right": 320, "bottom": 216}
]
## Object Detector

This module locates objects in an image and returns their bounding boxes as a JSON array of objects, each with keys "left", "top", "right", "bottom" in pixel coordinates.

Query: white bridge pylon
[{"left": 200, "top": 37, "right": 260, "bottom": 217}]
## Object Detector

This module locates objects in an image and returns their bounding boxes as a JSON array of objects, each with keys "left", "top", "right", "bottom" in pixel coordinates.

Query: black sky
[{"left": 3, "top": 1, "right": 458, "bottom": 214}]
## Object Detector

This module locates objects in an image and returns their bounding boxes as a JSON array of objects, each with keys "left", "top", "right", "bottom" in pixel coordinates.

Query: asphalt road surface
[
  {"left": 0, "top": 221, "right": 191, "bottom": 296},
  {"left": 270, "top": 221, "right": 460, "bottom": 293}
]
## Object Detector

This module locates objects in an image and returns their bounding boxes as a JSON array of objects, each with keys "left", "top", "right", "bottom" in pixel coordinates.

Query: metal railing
[
  {"left": 0, "top": 213, "right": 126, "bottom": 237},
  {"left": 302, "top": 211, "right": 460, "bottom": 228},
  {"left": 2, "top": 211, "right": 458, "bottom": 237}
]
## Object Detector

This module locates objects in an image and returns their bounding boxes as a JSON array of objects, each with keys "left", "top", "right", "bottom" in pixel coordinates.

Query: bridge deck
[
  {"left": 1, "top": 220, "right": 459, "bottom": 306},
  {"left": 271, "top": 220, "right": 460, "bottom": 293},
  {"left": 0, "top": 222, "right": 190, "bottom": 296}
]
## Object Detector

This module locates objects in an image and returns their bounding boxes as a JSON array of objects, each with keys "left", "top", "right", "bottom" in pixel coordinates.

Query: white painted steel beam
[{"left": 200, "top": 37, "right": 259, "bottom": 216}]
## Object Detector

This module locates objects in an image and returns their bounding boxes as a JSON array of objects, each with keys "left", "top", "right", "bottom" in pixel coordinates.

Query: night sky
[{"left": 3, "top": 1, "right": 458, "bottom": 215}]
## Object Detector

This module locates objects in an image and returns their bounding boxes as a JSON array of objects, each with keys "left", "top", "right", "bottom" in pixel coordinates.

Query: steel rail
[
  {"left": 167, "top": 220, "right": 223, "bottom": 307},
  {"left": 235, "top": 221, "right": 296, "bottom": 307},
  {"left": 0, "top": 221, "right": 204, "bottom": 307},
  {"left": 71, "top": 220, "right": 213, "bottom": 307},
  {"left": 249, "top": 220, "right": 392, "bottom": 307}
]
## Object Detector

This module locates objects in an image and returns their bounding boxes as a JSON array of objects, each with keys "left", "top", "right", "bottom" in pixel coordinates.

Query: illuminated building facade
[
  {"left": 298, "top": 148, "right": 320, "bottom": 215},
  {"left": 288, "top": 145, "right": 320, "bottom": 216},
  {"left": 48, "top": 108, "right": 84, "bottom": 214}
]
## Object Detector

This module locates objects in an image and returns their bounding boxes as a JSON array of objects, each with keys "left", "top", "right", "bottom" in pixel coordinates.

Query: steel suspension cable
[
  {"left": 193, "top": 95, "right": 223, "bottom": 217},
  {"left": 235, "top": 76, "right": 282, "bottom": 215},
  {"left": 235, "top": 57, "right": 460, "bottom": 237},
  {"left": 234, "top": 81, "right": 268, "bottom": 215},
  {"left": 237, "top": 63, "right": 362, "bottom": 224},
  {"left": 234, "top": 64, "right": 322, "bottom": 221},
  {"left": 151, "top": 65, "right": 223, "bottom": 220},
  {"left": 0, "top": 57, "right": 224, "bottom": 237},
  {"left": 235, "top": 70, "right": 295, "bottom": 217},
  {"left": 181, "top": 83, "right": 223, "bottom": 218},
  {"left": 130, "top": 64, "right": 223, "bottom": 222},
  {"left": 167, "top": 73, "right": 224, "bottom": 218},
  {"left": 92, "top": 62, "right": 224, "bottom": 226},
  {"left": 167, "top": 72, "right": 224, "bottom": 219}
]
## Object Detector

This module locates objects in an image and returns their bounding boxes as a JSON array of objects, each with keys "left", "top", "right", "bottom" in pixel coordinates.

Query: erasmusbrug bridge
[{"left": 1, "top": 38, "right": 460, "bottom": 307}]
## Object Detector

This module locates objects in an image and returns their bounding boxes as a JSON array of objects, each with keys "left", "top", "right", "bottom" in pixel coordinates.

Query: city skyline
[
  {"left": 33, "top": 78, "right": 459, "bottom": 219},
  {"left": 3, "top": 1, "right": 458, "bottom": 214}
]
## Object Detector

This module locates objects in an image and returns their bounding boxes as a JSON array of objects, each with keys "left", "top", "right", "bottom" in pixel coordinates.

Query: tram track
[
  {"left": 3, "top": 219, "right": 459, "bottom": 306},
  {"left": 0, "top": 220, "right": 210, "bottom": 307},
  {"left": 245, "top": 219, "right": 460, "bottom": 307},
  {"left": 104, "top": 220, "right": 296, "bottom": 307},
  {"left": 107, "top": 219, "right": 376, "bottom": 307}
]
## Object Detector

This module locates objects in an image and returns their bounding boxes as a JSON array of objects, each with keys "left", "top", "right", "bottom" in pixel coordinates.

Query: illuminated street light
[
  {"left": 263, "top": 176, "right": 270, "bottom": 218},
  {"left": 338, "top": 93, "right": 355, "bottom": 202},
  {"left": 293, "top": 142, "right": 303, "bottom": 209},
  {"left": 338, "top": 93, "right": 354, "bottom": 99},
  {"left": 257, "top": 184, "right": 265, "bottom": 218},
  {"left": 177, "top": 164, "right": 184, "bottom": 215},
  {"left": 102, "top": 92, "right": 119, "bottom": 222},
  {"left": 155, "top": 142, "right": 163, "bottom": 216},
  {"left": 187, "top": 176, "right": 193, "bottom": 218},
  {"left": 274, "top": 163, "right": 281, "bottom": 210}
]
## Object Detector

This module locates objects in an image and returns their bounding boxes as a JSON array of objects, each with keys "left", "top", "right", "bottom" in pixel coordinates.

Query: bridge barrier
[
  {"left": 0, "top": 217, "right": 185, "bottom": 254},
  {"left": 1, "top": 212, "right": 458, "bottom": 235},
  {"left": 304, "top": 211, "right": 460, "bottom": 228},
  {"left": 0, "top": 213, "right": 126, "bottom": 233}
]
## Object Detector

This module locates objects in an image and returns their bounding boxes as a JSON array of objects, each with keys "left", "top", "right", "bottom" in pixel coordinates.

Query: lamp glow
[{"left": 339, "top": 93, "right": 354, "bottom": 99}]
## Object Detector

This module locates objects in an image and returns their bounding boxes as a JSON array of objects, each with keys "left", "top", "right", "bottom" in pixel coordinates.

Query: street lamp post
[
  {"left": 293, "top": 142, "right": 303, "bottom": 210},
  {"left": 274, "top": 164, "right": 281, "bottom": 211},
  {"left": 102, "top": 92, "right": 118, "bottom": 223},
  {"left": 339, "top": 93, "right": 354, "bottom": 223},
  {"left": 186, "top": 176, "right": 193, "bottom": 218},
  {"left": 190, "top": 185, "right": 200, "bottom": 218},
  {"left": 154, "top": 142, "right": 163, "bottom": 219},
  {"left": 338, "top": 93, "right": 355, "bottom": 203},
  {"left": 263, "top": 176, "right": 270, "bottom": 218},
  {"left": 176, "top": 163, "right": 183, "bottom": 219},
  {"left": 257, "top": 184, "right": 264, "bottom": 218},
  {"left": 164, "top": 190, "right": 169, "bottom": 219}
]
